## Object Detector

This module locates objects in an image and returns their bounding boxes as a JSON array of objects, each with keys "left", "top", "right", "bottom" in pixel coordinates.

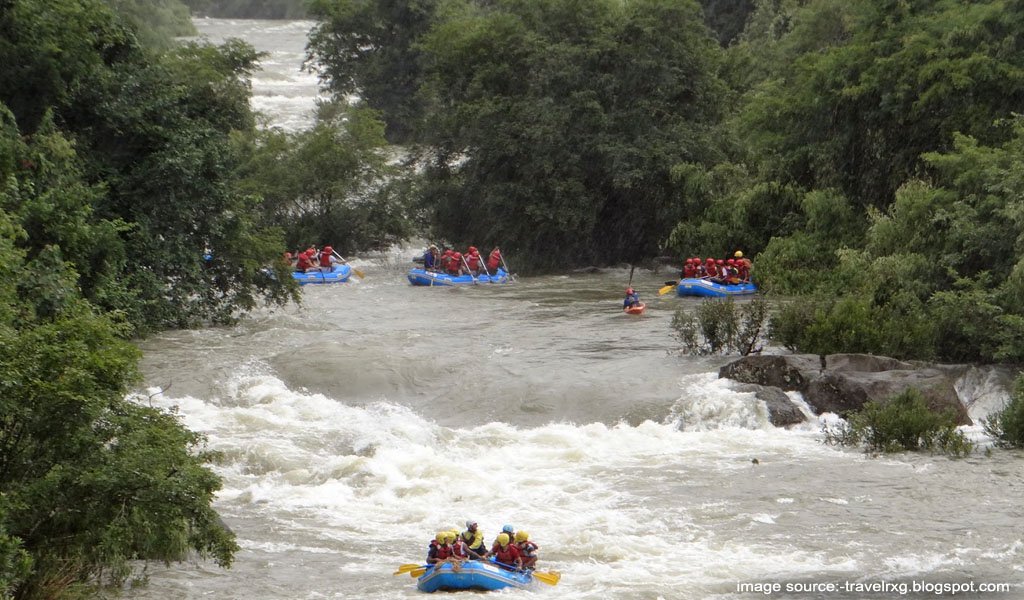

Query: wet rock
[
  {"left": 719, "top": 353, "right": 973, "bottom": 426},
  {"left": 718, "top": 355, "right": 820, "bottom": 391},
  {"left": 733, "top": 383, "right": 806, "bottom": 427},
  {"left": 803, "top": 369, "right": 971, "bottom": 425}
]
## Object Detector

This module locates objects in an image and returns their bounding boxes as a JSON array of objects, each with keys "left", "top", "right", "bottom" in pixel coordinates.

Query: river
[{"left": 135, "top": 19, "right": 1024, "bottom": 600}]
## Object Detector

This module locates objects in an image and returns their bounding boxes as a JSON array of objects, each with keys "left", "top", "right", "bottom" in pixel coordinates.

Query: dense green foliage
[
  {"left": 307, "top": 0, "right": 439, "bottom": 143},
  {"left": 234, "top": 103, "right": 414, "bottom": 252},
  {"left": 671, "top": 296, "right": 768, "bottom": 355},
  {"left": 304, "top": 0, "right": 1024, "bottom": 362},
  {"left": 0, "top": 0, "right": 335, "bottom": 595},
  {"left": 1, "top": 0, "right": 299, "bottom": 334},
  {"left": 104, "top": 0, "right": 196, "bottom": 47},
  {"left": 984, "top": 376, "right": 1024, "bottom": 448},
  {"left": 823, "top": 389, "right": 973, "bottom": 457}
]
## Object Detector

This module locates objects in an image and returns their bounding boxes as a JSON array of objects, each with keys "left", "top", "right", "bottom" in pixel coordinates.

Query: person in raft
[
  {"left": 487, "top": 246, "right": 502, "bottom": 273},
  {"left": 624, "top": 287, "right": 641, "bottom": 309},
  {"left": 318, "top": 246, "right": 339, "bottom": 272},
  {"left": 465, "top": 246, "right": 483, "bottom": 275},
  {"left": 295, "top": 249, "right": 315, "bottom": 272},
  {"left": 460, "top": 521, "right": 488, "bottom": 560},
  {"left": 488, "top": 533, "right": 523, "bottom": 571},
  {"left": 426, "top": 531, "right": 452, "bottom": 565},
  {"left": 514, "top": 531, "right": 539, "bottom": 570},
  {"left": 422, "top": 245, "right": 439, "bottom": 271}
]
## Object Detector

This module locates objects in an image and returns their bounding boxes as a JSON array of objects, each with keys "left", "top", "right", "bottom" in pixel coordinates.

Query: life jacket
[
  {"left": 466, "top": 252, "right": 481, "bottom": 270},
  {"left": 448, "top": 253, "right": 463, "bottom": 274},
  {"left": 451, "top": 540, "right": 468, "bottom": 558},
  {"left": 296, "top": 253, "right": 314, "bottom": 270},
  {"left": 436, "top": 544, "right": 453, "bottom": 560},
  {"left": 462, "top": 529, "right": 485, "bottom": 551},
  {"left": 493, "top": 543, "right": 521, "bottom": 566},
  {"left": 487, "top": 249, "right": 501, "bottom": 271},
  {"left": 517, "top": 540, "right": 538, "bottom": 557},
  {"left": 683, "top": 264, "right": 696, "bottom": 278},
  {"left": 319, "top": 251, "right": 332, "bottom": 267}
]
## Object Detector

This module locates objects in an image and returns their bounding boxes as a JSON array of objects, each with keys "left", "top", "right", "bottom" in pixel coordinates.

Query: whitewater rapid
[{"left": 130, "top": 19, "right": 1024, "bottom": 599}]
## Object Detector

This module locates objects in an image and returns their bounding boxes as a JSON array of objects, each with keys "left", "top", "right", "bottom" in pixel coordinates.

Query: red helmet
[
  {"left": 323, "top": 246, "right": 332, "bottom": 254},
  {"left": 716, "top": 259, "right": 724, "bottom": 265},
  {"left": 443, "top": 249, "right": 453, "bottom": 256},
  {"left": 453, "top": 252, "right": 462, "bottom": 259},
  {"left": 706, "top": 257, "right": 714, "bottom": 263},
  {"left": 626, "top": 288, "right": 634, "bottom": 294},
  {"left": 685, "top": 258, "right": 693, "bottom": 264},
  {"left": 468, "top": 246, "right": 478, "bottom": 253},
  {"left": 727, "top": 259, "right": 735, "bottom": 265}
]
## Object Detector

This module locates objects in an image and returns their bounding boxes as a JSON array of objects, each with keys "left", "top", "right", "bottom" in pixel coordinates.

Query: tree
[
  {"left": 306, "top": 0, "right": 440, "bottom": 143},
  {"left": 236, "top": 104, "right": 413, "bottom": 252},
  {"left": 415, "top": 0, "right": 726, "bottom": 269},
  {"left": 737, "top": 0, "right": 1024, "bottom": 209}
]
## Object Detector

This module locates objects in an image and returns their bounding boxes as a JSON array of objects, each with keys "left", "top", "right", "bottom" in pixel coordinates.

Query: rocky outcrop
[
  {"left": 732, "top": 383, "right": 806, "bottom": 427},
  {"left": 718, "top": 355, "right": 820, "bottom": 391},
  {"left": 719, "top": 353, "right": 973, "bottom": 426}
]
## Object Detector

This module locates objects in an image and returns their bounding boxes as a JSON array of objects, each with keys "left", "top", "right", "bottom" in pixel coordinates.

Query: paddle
[
  {"left": 499, "top": 254, "right": 515, "bottom": 281},
  {"left": 331, "top": 250, "right": 365, "bottom": 279},
  {"left": 490, "top": 559, "right": 560, "bottom": 586},
  {"left": 460, "top": 255, "right": 476, "bottom": 283},
  {"left": 394, "top": 563, "right": 428, "bottom": 575}
]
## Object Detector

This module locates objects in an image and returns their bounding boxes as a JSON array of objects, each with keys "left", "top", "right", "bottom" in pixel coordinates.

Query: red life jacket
[
  {"left": 466, "top": 252, "right": 481, "bottom": 269},
  {"left": 683, "top": 264, "right": 696, "bottom": 278},
  {"left": 296, "top": 253, "right": 313, "bottom": 270},
  {"left": 451, "top": 540, "right": 468, "bottom": 558},
  {"left": 493, "top": 543, "right": 521, "bottom": 565},
  {"left": 487, "top": 250, "right": 501, "bottom": 271},
  {"left": 436, "top": 544, "right": 453, "bottom": 560},
  {"left": 319, "top": 251, "right": 332, "bottom": 267}
]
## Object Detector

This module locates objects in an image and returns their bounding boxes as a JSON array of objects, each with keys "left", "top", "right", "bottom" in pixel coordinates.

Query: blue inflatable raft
[
  {"left": 292, "top": 264, "right": 352, "bottom": 285},
  {"left": 416, "top": 561, "right": 533, "bottom": 593},
  {"left": 677, "top": 278, "right": 757, "bottom": 297},
  {"left": 407, "top": 268, "right": 510, "bottom": 287}
]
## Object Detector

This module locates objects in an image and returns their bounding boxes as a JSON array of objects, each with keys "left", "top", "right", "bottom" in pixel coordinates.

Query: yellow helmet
[
  {"left": 436, "top": 531, "right": 447, "bottom": 543},
  {"left": 497, "top": 533, "right": 510, "bottom": 546},
  {"left": 734, "top": 250, "right": 743, "bottom": 258},
  {"left": 514, "top": 531, "right": 529, "bottom": 542},
  {"left": 447, "top": 530, "right": 459, "bottom": 542}
]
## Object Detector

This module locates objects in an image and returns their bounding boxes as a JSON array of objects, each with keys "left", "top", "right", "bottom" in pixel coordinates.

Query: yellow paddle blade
[
  {"left": 393, "top": 563, "right": 422, "bottom": 575},
  {"left": 533, "top": 570, "right": 561, "bottom": 585},
  {"left": 353, "top": 268, "right": 365, "bottom": 279},
  {"left": 658, "top": 284, "right": 675, "bottom": 296},
  {"left": 410, "top": 567, "right": 428, "bottom": 578}
]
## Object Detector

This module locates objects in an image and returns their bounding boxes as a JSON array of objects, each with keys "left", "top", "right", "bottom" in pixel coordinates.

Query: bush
[
  {"left": 983, "top": 376, "right": 1024, "bottom": 448},
  {"left": 768, "top": 293, "right": 937, "bottom": 361},
  {"left": 672, "top": 295, "right": 769, "bottom": 355},
  {"left": 823, "top": 389, "right": 973, "bottom": 457}
]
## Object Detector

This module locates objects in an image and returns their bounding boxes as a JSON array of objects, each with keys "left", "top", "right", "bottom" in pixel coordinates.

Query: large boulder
[
  {"left": 803, "top": 369, "right": 971, "bottom": 425},
  {"left": 732, "top": 383, "right": 806, "bottom": 427},
  {"left": 719, "top": 353, "right": 972, "bottom": 426},
  {"left": 718, "top": 355, "right": 823, "bottom": 391}
]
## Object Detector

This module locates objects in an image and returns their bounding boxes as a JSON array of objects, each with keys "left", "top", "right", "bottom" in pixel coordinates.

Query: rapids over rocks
[{"left": 131, "top": 19, "right": 1024, "bottom": 600}]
